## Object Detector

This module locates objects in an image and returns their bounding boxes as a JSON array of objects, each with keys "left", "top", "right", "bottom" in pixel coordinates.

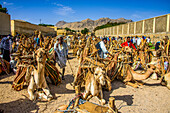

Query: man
[
  {"left": 136, "top": 36, "right": 142, "bottom": 46},
  {"left": 65, "top": 36, "right": 71, "bottom": 49},
  {"left": 96, "top": 38, "right": 112, "bottom": 58},
  {"left": 0, "top": 34, "right": 12, "bottom": 62},
  {"left": 121, "top": 36, "right": 136, "bottom": 50},
  {"left": 54, "top": 35, "right": 68, "bottom": 80},
  {"left": 147, "top": 36, "right": 151, "bottom": 43}
]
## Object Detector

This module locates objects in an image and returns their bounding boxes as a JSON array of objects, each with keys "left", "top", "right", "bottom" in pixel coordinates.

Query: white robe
[{"left": 54, "top": 41, "right": 68, "bottom": 68}]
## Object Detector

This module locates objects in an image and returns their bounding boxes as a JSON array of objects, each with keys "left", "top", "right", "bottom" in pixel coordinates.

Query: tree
[
  {"left": 65, "top": 27, "right": 71, "bottom": 31},
  {"left": 0, "top": 4, "right": 8, "bottom": 14},
  {"left": 38, "top": 24, "right": 54, "bottom": 27},
  {"left": 93, "top": 22, "right": 126, "bottom": 31},
  {"left": 81, "top": 28, "right": 89, "bottom": 35}
]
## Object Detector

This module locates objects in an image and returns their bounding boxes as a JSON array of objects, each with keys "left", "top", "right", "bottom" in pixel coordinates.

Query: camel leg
[
  {"left": 166, "top": 81, "right": 170, "bottom": 89},
  {"left": 28, "top": 76, "right": 36, "bottom": 100},
  {"left": 86, "top": 94, "right": 93, "bottom": 101},
  {"left": 83, "top": 91, "right": 90, "bottom": 100},
  {"left": 105, "top": 76, "right": 112, "bottom": 91},
  {"left": 96, "top": 85, "right": 106, "bottom": 105},
  {"left": 125, "top": 82, "right": 138, "bottom": 88},
  {"left": 135, "top": 81, "right": 144, "bottom": 86},
  {"left": 42, "top": 80, "right": 53, "bottom": 100}
]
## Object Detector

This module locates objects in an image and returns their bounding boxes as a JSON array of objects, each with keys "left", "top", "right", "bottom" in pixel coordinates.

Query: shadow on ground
[
  {"left": 0, "top": 81, "right": 13, "bottom": 85},
  {"left": 0, "top": 98, "right": 39, "bottom": 113},
  {"left": 49, "top": 74, "right": 75, "bottom": 95},
  {"left": 143, "top": 82, "right": 162, "bottom": 86},
  {"left": 0, "top": 73, "right": 14, "bottom": 80},
  {"left": 103, "top": 80, "right": 127, "bottom": 102}
]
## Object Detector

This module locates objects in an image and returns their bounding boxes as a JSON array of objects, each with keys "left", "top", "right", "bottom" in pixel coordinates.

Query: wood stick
[{"left": 84, "top": 57, "right": 105, "bottom": 67}]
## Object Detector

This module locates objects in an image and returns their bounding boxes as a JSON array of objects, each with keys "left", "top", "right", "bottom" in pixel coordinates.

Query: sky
[{"left": 0, "top": 0, "right": 170, "bottom": 25}]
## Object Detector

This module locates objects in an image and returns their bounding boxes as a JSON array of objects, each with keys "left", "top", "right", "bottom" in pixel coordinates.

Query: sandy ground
[{"left": 0, "top": 51, "right": 170, "bottom": 113}]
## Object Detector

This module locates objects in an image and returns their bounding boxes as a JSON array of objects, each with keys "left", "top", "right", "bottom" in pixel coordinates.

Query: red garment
[{"left": 121, "top": 41, "right": 136, "bottom": 50}]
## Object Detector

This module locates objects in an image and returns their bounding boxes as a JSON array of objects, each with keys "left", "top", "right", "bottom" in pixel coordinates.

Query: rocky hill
[{"left": 55, "top": 17, "right": 132, "bottom": 31}]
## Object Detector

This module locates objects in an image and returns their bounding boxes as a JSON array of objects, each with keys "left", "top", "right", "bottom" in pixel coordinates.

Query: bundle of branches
[{"left": 12, "top": 32, "right": 61, "bottom": 91}]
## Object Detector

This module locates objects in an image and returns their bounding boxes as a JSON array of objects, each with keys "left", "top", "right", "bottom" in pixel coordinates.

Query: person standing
[
  {"left": 54, "top": 35, "right": 68, "bottom": 80},
  {"left": 0, "top": 34, "right": 12, "bottom": 62},
  {"left": 95, "top": 38, "right": 112, "bottom": 58},
  {"left": 121, "top": 36, "right": 136, "bottom": 50}
]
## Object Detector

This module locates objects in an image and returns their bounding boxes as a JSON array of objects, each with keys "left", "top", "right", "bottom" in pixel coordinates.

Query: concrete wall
[
  {"left": 95, "top": 14, "right": 170, "bottom": 40},
  {"left": 11, "top": 20, "right": 56, "bottom": 36},
  {"left": 0, "top": 12, "right": 10, "bottom": 35}
]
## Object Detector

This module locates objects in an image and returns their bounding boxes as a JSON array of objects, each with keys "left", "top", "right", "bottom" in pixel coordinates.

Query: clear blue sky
[{"left": 1, "top": 0, "right": 170, "bottom": 25}]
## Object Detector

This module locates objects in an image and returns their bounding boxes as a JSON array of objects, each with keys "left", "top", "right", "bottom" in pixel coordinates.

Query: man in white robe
[{"left": 54, "top": 35, "right": 68, "bottom": 80}]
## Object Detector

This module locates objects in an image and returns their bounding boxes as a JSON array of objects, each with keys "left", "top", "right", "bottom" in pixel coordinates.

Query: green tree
[
  {"left": 81, "top": 28, "right": 89, "bottom": 35},
  {"left": 0, "top": 4, "right": 8, "bottom": 13},
  {"left": 65, "top": 27, "right": 71, "bottom": 31},
  {"left": 93, "top": 22, "right": 127, "bottom": 31},
  {"left": 38, "top": 24, "right": 54, "bottom": 27}
]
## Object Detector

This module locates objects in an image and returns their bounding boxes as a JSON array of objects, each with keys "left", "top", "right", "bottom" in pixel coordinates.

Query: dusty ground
[{"left": 0, "top": 51, "right": 170, "bottom": 113}]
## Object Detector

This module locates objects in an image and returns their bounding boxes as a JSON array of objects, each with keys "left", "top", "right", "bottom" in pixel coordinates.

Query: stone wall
[
  {"left": 11, "top": 20, "right": 56, "bottom": 36},
  {"left": 0, "top": 12, "right": 10, "bottom": 36},
  {"left": 95, "top": 14, "right": 170, "bottom": 39}
]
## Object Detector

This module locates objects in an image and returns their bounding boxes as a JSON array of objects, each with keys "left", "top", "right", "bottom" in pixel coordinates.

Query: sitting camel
[
  {"left": 123, "top": 64, "right": 158, "bottom": 87},
  {"left": 161, "top": 72, "right": 170, "bottom": 89},
  {"left": 83, "top": 67, "right": 106, "bottom": 105},
  {"left": 27, "top": 48, "right": 53, "bottom": 101}
]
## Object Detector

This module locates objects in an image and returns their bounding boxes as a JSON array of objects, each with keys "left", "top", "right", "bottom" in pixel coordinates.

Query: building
[
  {"left": 0, "top": 12, "right": 10, "bottom": 36},
  {"left": 11, "top": 20, "right": 56, "bottom": 36}
]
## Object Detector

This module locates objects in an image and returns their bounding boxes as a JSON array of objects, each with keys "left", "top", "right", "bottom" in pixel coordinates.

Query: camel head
[
  {"left": 35, "top": 48, "right": 47, "bottom": 63},
  {"left": 146, "top": 64, "right": 161, "bottom": 77},
  {"left": 146, "top": 64, "right": 156, "bottom": 72},
  {"left": 94, "top": 67, "right": 106, "bottom": 86}
]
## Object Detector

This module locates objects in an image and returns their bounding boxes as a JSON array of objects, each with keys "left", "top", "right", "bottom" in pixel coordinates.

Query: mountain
[
  {"left": 55, "top": 21, "right": 67, "bottom": 27},
  {"left": 55, "top": 18, "right": 132, "bottom": 31}
]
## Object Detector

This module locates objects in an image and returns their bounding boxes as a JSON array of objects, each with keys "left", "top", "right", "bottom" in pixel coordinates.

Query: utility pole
[{"left": 40, "top": 19, "right": 41, "bottom": 24}]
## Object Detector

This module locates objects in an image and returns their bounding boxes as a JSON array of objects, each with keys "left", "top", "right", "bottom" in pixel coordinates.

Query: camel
[
  {"left": 123, "top": 64, "right": 158, "bottom": 87},
  {"left": 161, "top": 72, "right": 170, "bottom": 89},
  {"left": 83, "top": 67, "right": 106, "bottom": 105},
  {"left": 27, "top": 48, "right": 53, "bottom": 101}
]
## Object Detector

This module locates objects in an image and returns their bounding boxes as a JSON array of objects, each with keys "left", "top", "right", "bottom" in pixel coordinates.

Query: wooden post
[
  {"left": 74, "top": 85, "right": 81, "bottom": 107},
  {"left": 109, "top": 97, "right": 115, "bottom": 109},
  {"left": 108, "top": 97, "right": 118, "bottom": 113}
]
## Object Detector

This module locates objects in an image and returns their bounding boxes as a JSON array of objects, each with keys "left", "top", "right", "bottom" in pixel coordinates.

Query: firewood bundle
[{"left": 11, "top": 32, "right": 61, "bottom": 91}]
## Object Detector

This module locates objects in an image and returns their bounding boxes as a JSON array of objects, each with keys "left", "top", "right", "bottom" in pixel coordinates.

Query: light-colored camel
[
  {"left": 83, "top": 67, "right": 106, "bottom": 105},
  {"left": 27, "top": 48, "right": 53, "bottom": 101},
  {"left": 161, "top": 72, "right": 170, "bottom": 89},
  {"left": 123, "top": 64, "right": 158, "bottom": 87}
]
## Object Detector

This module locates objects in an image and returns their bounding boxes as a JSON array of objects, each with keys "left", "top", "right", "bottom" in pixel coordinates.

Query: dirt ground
[{"left": 0, "top": 51, "right": 170, "bottom": 113}]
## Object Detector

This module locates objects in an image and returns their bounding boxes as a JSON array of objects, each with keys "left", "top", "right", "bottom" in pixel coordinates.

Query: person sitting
[{"left": 121, "top": 36, "right": 136, "bottom": 50}]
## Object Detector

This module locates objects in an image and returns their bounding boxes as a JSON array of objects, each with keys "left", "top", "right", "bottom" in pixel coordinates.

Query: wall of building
[
  {"left": 95, "top": 14, "right": 170, "bottom": 41},
  {"left": 0, "top": 12, "right": 10, "bottom": 36},
  {"left": 11, "top": 20, "right": 56, "bottom": 36}
]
